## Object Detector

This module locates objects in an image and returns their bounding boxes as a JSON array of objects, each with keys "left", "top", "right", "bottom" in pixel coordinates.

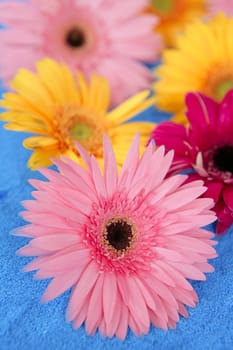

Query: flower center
[
  {"left": 151, "top": 0, "right": 174, "bottom": 14},
  {"left": 66, "top": 27, "right": 86, "bottom": 48},
  {"left": 204, "top": 62, "right": 233, "bottom": 101},
  {"left": 215, "top": 79, "right": 233, "bottom": 101},
  {"left": 70, "top": 123, "right": 92, "bottom": 141},
  {"left": 54, "top": 105, "right": 104, "bottom": 156},
  {"left": 102, "top": 217, "right": 137, "bottom": 256},
  {"left": 213, "top": 145, "right": 233, "bottom": 173}
]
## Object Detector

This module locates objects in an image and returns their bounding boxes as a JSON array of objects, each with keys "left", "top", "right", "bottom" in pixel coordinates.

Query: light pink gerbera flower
[
  {"left": 15, "top": 135, "right": 216, "bottom": 339},
  {"left": 150, "top": 91, "right": 233, "bottom": 234},
  {"left": 208, "top": 0, "right": 233, "bottom": 17},
  {"left": 0, "top": 0, "right": 162, "bottom": 106}
]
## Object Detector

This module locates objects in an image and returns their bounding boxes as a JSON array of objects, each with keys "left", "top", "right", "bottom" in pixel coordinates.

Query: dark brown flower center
[
  {"left": 102, "top": 218, "right": 137, "bottom": 255},
  {"left": 213, "top": 145, "right": 233, "bottom": 173},
  {"left": 66, "top": 27, "right": 86, "bottom": 48},
  {"left": 106, "top": 219, "right": 133, "bottom": 251}
]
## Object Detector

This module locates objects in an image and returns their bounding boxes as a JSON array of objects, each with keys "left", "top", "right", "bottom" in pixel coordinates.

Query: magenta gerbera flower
[
  {"left": 150, "top": 91, "right": 233, "bottom": 234},
  {"left": 208, "top": 0, "right": 233, "bottom": 17},
  {"left": 0, "top": 0, "right": 162, "bottom": 106},
  {"left": 15, "top": 135, "right": 216, "bottom": 339}
]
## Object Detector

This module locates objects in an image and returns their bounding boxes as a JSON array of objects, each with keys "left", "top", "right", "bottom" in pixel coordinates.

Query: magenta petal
[
  {"left": 216, "top": 206, "right": 233, "bottom": 234},
  {"left": 151, "top": 122, "right": 187, "bottom": 153},
  {"left": 223, "top": 186, "right": 233, "bottom": 211},
  {"left": 185, "top": 92, "right": 219, "bottom": 129},
  {"left": 185, "top": 173, "right": 202, "bottom": 183},
  {"left": 204, "top": 181, "right": 223, "bottom": 203},
  {"left": 219, "top": 89, "right": 233, "bottom": 132}
]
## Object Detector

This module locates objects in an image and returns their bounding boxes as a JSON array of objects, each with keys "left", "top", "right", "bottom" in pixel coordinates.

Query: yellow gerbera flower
[
  {"left": 0, "top": 59, "right": 155, "bottom": 170},
  {"left": 154, "top": 14, "right": 233, "bottom": 123},
  {"left": 146, "top": 0, "right": 206, "bottom": 47}
]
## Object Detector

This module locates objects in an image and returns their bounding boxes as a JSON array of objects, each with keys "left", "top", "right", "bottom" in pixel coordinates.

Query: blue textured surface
[{"left": 0, "top": 84, "right": 233, "bottom": 350}]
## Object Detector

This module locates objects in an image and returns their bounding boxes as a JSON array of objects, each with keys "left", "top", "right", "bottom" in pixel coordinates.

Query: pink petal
[
  {"left": 172, "top": 262, "right": 206, "bottom": 281},
  {"left": 119, "top": 133, "right": 140, "bottom": 189},
  {"left": 90, "top": 156, "right": 107, "bottom": 198},
  {"left": 143, "top": 274, "right": 178, "bottom": 309},
  {"left": 126, "top": 276, "right": 150, "bottom": 330},
  {"left": 161, "top": 186, "right": 207, "bottom": 211},
  {"left": 103, "top": 273, "right": 118, "bottom": 327},
  {"left": 115, "top": 303, "right": 129, "bottom": 340},
  {"left": 25, "top": 234, "right": 79, "bottom": 252},
  {"left": 42, "top": 270, "right": 80, "bottom": 302},
  {"left": 156, "top": 260, "right": 193, "bottom": 291},
  {"left": 134, "top": 276, "right": 156, "bottom": 311},
  {"left": 38, "top": 247, "right": 90, "bottom": 273},
  {"left": 66, "top": 262, "right": 99, "bottom": 322},
  {"left": 73, "top": 301, "right": 89, "bottom": 330},
  {"left": 85, "top": 274, "right": 104, "bottom": 335},
  {"left": 103, "top": 135, "right": 118, "bottom": 198}
]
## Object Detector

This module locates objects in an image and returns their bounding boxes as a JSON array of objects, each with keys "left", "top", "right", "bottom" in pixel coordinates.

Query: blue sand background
[{"left": 0, "top": 83, "right": 233, "bottom": 350}]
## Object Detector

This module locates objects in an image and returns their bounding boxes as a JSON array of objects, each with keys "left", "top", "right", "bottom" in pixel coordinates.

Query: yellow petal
[
  {"left": 113, "top": 133, "right": 150, "bottom": 165},
  {"left": 10, "top": 68, "right": 54, "bottom": 119},
  {"left": 0, "top": 111, "right": 52, "bottom": 134},
  {"left": 107, "top": 90, "right": 154, "bottom": 125},
  {"left": 23, "top": 136, "right": 58, "bottom": 150},
  {"left": 88, "top": 74, "right": 110, "bottom": 114},
  {"left": 36, "top": 58, "right": 80, "bottom": 105},
  {"left": 76, "top": 71, "right": 89, "bottom": 105},
  {"left": 28, "top": 149, "right": 59, "bottom": 170},
  {"left": 112, "top": 121, "right": 155, "bottom": 139}
]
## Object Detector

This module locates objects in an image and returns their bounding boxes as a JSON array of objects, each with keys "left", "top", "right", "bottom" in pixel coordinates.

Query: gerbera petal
[
  {"left": 85, "top": 274, "right": 104, "bottom": 335},
  {"left": 127, "top": 276, "right": 150, "bottom": 330},
  {"left": 66, "top": 262, "right": 99, "bottom": 322},
  {"left": 22, "top": 234, "right": 79, "bottom": 252},
  {"left": 73, "top": 301, "right": 89, "bottom": 330},
  {"left": 186, "top": 92, "right": 219, "bottom": 128},
  {"left": 107, "top": 90, "right": 150, "bottom": 124},
  {"left": 10, "top": 68, "right": 54, "bottom": 118},
  {"left": 115, "top": 303, "right": 129, "bottom": 340},
  {"left": 42, "top": 271, "right": 80, "bottom": 302},
  {"left": 28, "top": 149, "right": 59, "bottom": 170},
  {"left": 223, "top": 186, "right": 233, "bottom": 211},
  {"left": 103, "top": 273, "right": 118, "bottom": 328},
  {"left": 103, "top": 135, "right": 118, "bottom": 198},
  {"left": 161, "top": 186, "right": 207, "bottom": 211},
  {"left": 119, "top": 133, "right": 140, "bottom": 188},
  {"left": 17, "top": 136, "right": 216, "bottom": 339},
  {"left": 203, "top": 181, "right": 223, "bottom": 203}
]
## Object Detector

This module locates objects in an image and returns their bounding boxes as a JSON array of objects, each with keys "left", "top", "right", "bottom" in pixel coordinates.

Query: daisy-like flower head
[
  {"left": 150, "top": 91, "right": 233, "bottom": 233},
  {"left": 0, "top": 0, "right": 162, "bottom": 106},
  {"left": 0, "top": 58, "right": 155, "bottom": 170},
  {"left": 15, "top": 135, "right": 217, "bottom": 339},
  {"left": 145, "top": 0, "right": 206, "bottom": 47},
  {"left": 154, "top": 14, "right": 233, "bottom": 123},
  {"left": 208, "top": 0, "right": 233, "bottom": 17}
]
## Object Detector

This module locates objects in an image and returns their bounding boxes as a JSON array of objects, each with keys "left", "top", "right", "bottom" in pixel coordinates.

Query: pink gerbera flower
[
  {"left": 150, "top": 91, "right": 233, "bottom": 234},
  {"left": 208, "top": 0, "right": 233, "bottom": 17},
  {"left": 0, "top": 0, "right": 162, "bottom": 106},
  {"left": 15, "top": 135, "right": 217, "bottom": 339}
]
